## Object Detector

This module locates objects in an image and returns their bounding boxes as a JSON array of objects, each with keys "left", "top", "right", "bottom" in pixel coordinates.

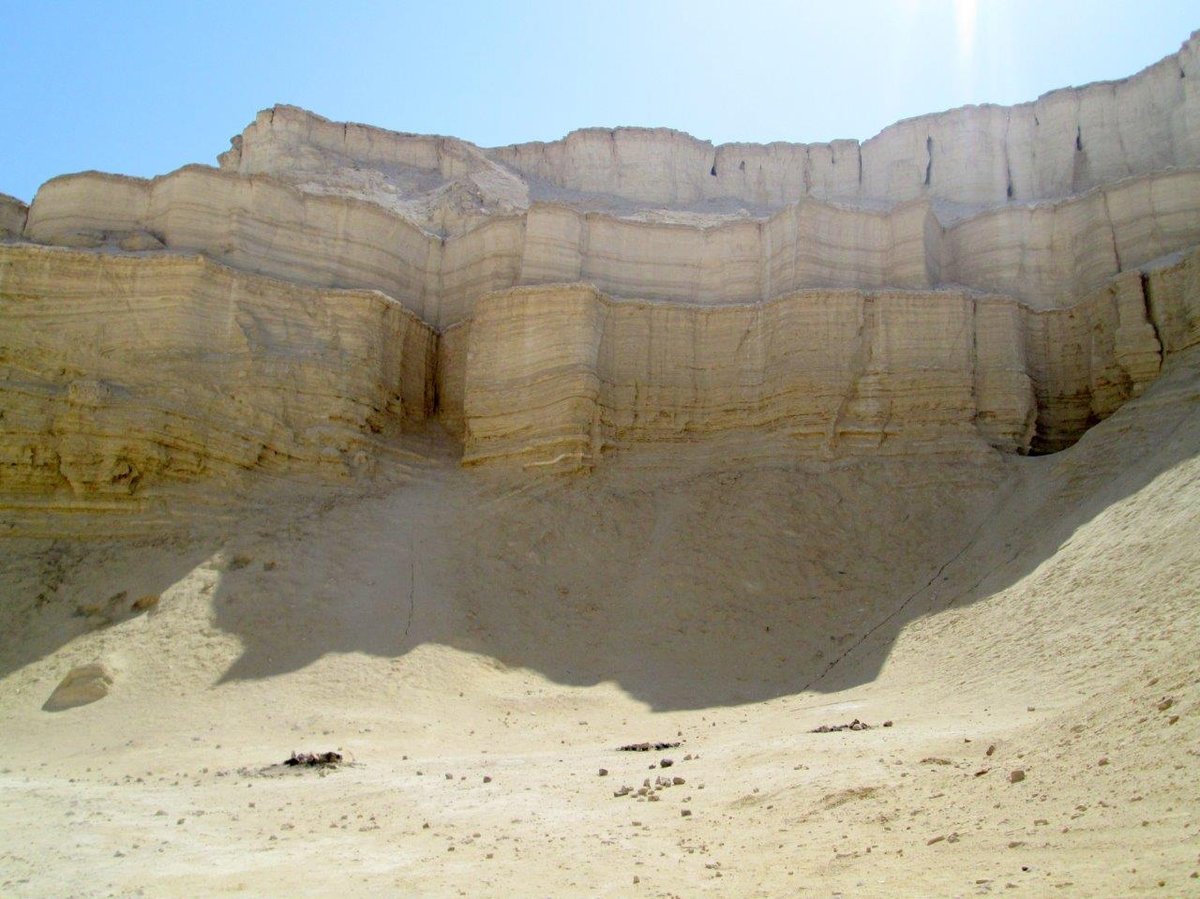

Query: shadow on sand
[{"left": 6, "top": 352, "right": 1198, "bottom": 713}]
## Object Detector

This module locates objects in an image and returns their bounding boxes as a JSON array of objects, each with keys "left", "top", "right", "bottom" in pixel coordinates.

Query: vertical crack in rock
[
  {"left": 924, "top": 136, "right": 934, "bottom": 187},
  {"left": 829, "top": 295, "right": 875, "bottom": 451},
  {"left": 1139, "top": 269, "right": 1166, "bottom": 357},
  {"left": 1100, "top": 189, "right": 1124, "bottom": 272},
  {"left": 1003, "top": 110, "right": 1015, "bottom": 200}
]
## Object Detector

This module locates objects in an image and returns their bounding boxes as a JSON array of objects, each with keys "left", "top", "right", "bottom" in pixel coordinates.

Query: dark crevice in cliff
[
  {"left": 1139, "top": 270, "right": 1165, "bottom": 359},
  {"left": 924, "top": 136, "right": 933, "bottom": 187}
]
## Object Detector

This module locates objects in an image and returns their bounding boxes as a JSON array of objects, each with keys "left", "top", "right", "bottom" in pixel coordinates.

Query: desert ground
[{"left": 2, "top": 339, "right": 1198, "bottom": 897}]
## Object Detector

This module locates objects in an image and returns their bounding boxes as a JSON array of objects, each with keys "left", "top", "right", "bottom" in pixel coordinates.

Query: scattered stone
[
  {"left": 483, "top": 775, "right": 492, "bottom": 783},
  {"left": 927, "top": 835, "right": 945, "bottom": 845},
  {"left": 811, "top": 719, "right": 873, "bottom": 733},
  {"left": 613, "top": 785, "right": 632, "bottom": 797},
  {"left": 445, "top": 773, "right": 454, "bottom": 780},
  {"left": 883, "top": 720, "right": 894, "bottom": 727},
  {"left": 74, "top": 592, "right": 128, "bottom": 625},
  {"left": 974, "top": 769, "right": 990, "bottom": 777},
  {"left": 921, "top": 757, "right": 953, "bottom": 766},
  {"left": 660, "top": 758, "right": 674, "bottom": 768},
  {"left": 1169, "top": 715, "right": 1180, "bottom": 725},
  {"left": 618, "top": 742, "right": 680, "bottom": 752},
  {"left": 1097, "top": 758, "right": 1109, "bottom": 766},
  {"left": 1009, "top": 769, "right": 1026, "bottom": 783},
  {"left": 681, "top": 809, "right": 692, "bottom": 817},
  {"left": 985, "top": 744, "right": 996, "bottom": 757},
  {"left": 672, "top": 776, "right": 686, "bottom": 785},
  {"left": 43, "top": 662, "right": 115, "bottom": 711},
  {"left": 131, "top": 593, "right": 160, "bottom": 612},
  {"left": 598, "top": 768, "right": 609, "bottom": 777},
  {"left": 1157, "top": 697, "right": 1175, "bottom": 712}
]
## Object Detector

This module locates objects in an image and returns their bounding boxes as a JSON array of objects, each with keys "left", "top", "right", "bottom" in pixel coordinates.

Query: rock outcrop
[
  {"left": 0, "top": 245, "right": 435, "bottom": 495},
  {"left": 42, "top": 662, "right": 114, "bottom": 711},
  {"left": 0, "top": 193, "right": 26, "bottom": 238},
  {"left": 3, "top": 31, "right": 1200, "bottom": 486}
]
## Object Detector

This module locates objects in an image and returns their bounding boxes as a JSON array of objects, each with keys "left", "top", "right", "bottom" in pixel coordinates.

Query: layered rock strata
[
  {"left": 24, "top": 166, "right": 1200, "bottom": 327},
  {"left": 454, "top": 246, "right": 1200, "bottom": 467},
  {"left": 0, "top": 245, "right": 435, "bottom": 495},
  {"left": 4, "top": 32, "right": 1200, "bottom": 485}
]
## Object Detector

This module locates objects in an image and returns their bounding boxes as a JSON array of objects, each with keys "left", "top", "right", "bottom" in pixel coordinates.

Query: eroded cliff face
[
  {"left": 0, "top": 246, "right": 435, "bottom": 496},
  {"left": 4, "top": 31, "right": 1200, "bottom": 489}
]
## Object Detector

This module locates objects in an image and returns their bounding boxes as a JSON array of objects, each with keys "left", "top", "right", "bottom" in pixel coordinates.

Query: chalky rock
[
  {"left": 3, "top": 31, "right": 1200, "bottom": 487},
  {"left": 43, "top": 662, "right": 115, "bottom": 711}
]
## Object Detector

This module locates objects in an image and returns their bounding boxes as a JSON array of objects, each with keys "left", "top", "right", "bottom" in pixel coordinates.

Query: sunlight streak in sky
[{"left": 954, "top": 0, "right": 979, "bottom": 60}]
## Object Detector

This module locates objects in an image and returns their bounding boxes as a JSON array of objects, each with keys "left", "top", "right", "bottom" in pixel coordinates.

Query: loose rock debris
[
  {"left": 810, "top": 718, "right": 889, "bottom": 733},
  {"left": 283, "top": 751, "right": 343, "bottom": 768},
  {"left": 617, "top": 741, "right": 681, "bottom": 752}
]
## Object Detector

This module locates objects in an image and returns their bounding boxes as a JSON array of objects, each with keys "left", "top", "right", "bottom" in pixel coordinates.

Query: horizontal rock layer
[
  {"left": 456, "top": 247, "right": 1200, "bottom": 467},
  {"left": 22, "top": 166, "right": 1200, "bottom": 328},
  {"left": 0, "top": 245, "right": 435, "bottom": 495},
  {"left": 1, "top": 243, "right": 1195, "bottom": 490},
  {"left": 226, "top": 30, "right": 1198, "bottom": 213}
]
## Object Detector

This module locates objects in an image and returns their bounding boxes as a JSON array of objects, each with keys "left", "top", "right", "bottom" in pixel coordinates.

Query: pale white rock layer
[{"left": 489, "top": 32, "right": 1200, "bottom": 209}]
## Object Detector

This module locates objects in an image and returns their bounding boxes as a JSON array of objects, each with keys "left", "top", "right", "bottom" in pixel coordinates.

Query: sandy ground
[{"left": 2, "top": 349, "right": 1199, "bottom": 897}]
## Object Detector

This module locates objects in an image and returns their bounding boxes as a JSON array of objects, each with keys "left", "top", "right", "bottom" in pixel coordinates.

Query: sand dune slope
[{"left": 0, "top": 348, "right": 1198, "bottom": 896}]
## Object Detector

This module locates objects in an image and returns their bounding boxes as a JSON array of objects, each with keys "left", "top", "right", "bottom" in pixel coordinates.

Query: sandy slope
[{"left": 2, "top": 348, "right": 1199, "bottom": 897}]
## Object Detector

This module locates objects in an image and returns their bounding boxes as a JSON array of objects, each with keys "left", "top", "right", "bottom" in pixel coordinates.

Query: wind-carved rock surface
[{"left": 3, "top": 31, "right": 1200, "bottom": 486}]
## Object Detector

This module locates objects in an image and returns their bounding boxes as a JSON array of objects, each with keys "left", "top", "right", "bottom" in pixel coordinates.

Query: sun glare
[{"left": 954, "top": 0, "right": 979, "bottom": 61}]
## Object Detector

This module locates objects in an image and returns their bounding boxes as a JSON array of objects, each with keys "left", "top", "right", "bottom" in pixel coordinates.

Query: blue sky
[{"left": 2, "top": 1, "right": 1196, "bottom": 201}]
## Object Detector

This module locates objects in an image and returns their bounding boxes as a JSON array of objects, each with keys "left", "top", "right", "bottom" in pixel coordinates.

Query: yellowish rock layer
[{"left": 0, "top": 245, "right": 435, "bottom": 495}]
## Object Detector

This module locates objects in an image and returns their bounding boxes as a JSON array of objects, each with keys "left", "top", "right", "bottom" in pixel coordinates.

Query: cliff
[
  {"left": 0, "top": 245, "right": 435, "bottom": 496},
  {"left": 3, "top": 31, "right": 1200, "bottom": 488}
]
